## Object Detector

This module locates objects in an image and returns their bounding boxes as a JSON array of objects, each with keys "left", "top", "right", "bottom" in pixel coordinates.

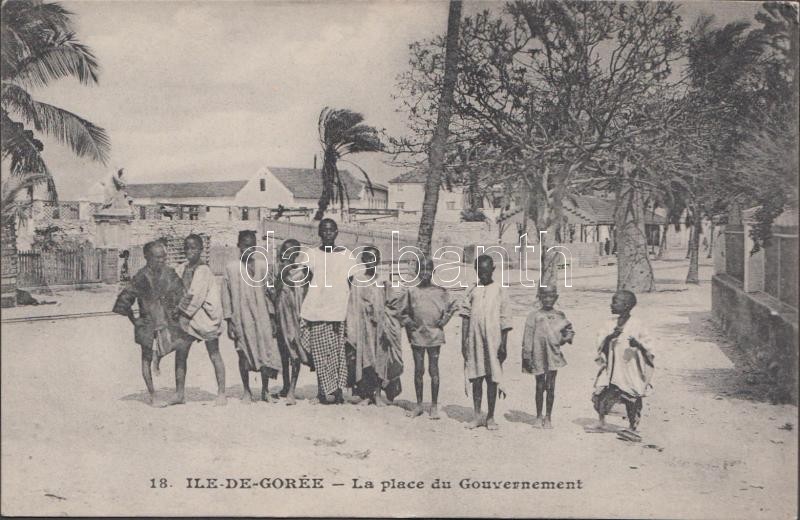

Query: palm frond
[
  {"left": 11, "top": 36, "right": 100, "bottom": 87},
  {"left": 3, "top": 83, "right": 109, "bottom": 163},
  {"left": 1, "top": 109, "right": 49, "bottom": 175}
]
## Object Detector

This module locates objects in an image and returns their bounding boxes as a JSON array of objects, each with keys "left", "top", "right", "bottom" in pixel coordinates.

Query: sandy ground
[{"left": 1, "top": 254, "right": 797, "bottom": 518}]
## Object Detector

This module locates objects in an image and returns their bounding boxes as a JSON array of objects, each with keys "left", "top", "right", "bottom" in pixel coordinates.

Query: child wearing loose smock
[{"left": 521, "top": 285, "right": 574, "bottom": 428}]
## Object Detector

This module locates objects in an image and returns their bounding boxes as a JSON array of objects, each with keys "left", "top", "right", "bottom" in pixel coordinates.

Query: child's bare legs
[
  {"left": 407, "top": 346, "right": 425, "bottom": 417},
  {"left": 534, "top": 373, "right": 546, "bottom": 426},
  {"left": 140, "top": 345, "right": 157, "bottom": 406},
  {"left": 237, "top": 351, "right": 254, "bottom": 403},
  {"left": 467, "top": 378, "right": 483, "bottom": 429},
  {"left": 279, "top": 339, "right": 291, "bottom": 397},
  {"left": 260, "top": 367, "right": 274, "bottom": 403},
  {"left": 205, "top": 339, "right": 226, "bottom": 405},
  {"left": 486, "top": 380, "right": 499, "bottom": 430},
  {"left": 168, "top": 345, "right": 190, "bottom": 405},
  {"left": 286, "top": 359, "right": 301, "bottom": 405},
  {"left": 428, "top": 347, "right": 440, "bottom": 419},
  {"left": 543, "top": 370, "right": 557, "bottom": 428}
]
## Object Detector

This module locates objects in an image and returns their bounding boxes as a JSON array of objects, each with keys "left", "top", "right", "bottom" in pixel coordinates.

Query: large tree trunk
[
  {"left": 416, "top": 0, "right": 462, "bottom": 257},
  {"left": 536, "top": 183, "right": 566, "bottom": 289},
  {"left": 686, "top": 210, "right": 703, "bottom": 284},
  {"left": 615, "top": 184, "right": 655, "bottom": 292}
]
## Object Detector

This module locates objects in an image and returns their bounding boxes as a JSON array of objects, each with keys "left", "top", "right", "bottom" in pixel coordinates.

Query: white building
[
  {"left": 90, "top": 166, "right": 388, "bottom": 221},
  {"left": 388, "top": 169, "right": 501, "bottom": 222}
]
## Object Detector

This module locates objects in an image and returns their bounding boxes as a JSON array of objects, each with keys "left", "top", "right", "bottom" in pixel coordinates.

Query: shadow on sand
[
  {"left": 443, "top": 404, "right": 475, "bottom": 424},
  {"left": 658, "top": 310, "right": 780, "bottom": 404},
  {"left": 504, "top": 409, "right": 539, "bottom": 426}
]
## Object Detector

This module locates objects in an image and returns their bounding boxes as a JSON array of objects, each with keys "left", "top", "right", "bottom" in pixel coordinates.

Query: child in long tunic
[
  {"left": 378, "top": 273, "right": 406, "bottom": 403},
  {"left": 113, "top": 240, "right": 192, "bottom": 406},
  {"left": 460, "top": 254, "right": 513, "bottom": 430},
  {"left": 175, "top": 234, "right": 226, "bottom": 406},
  {"left": 346, "top": 246, "right": 385, "bottom": 405},
  {"left": 521, "top": 285, "right": 575, "bottom": 428},
  {"left": 592, "top": 290, "right": 655, "bottom": 432},
  {"left": 222, "top": 230, "right": 281, "bottom": 403},
  {"left": 274, "top": 238, "right": 310, "bottom": 406},
  {"left": 405, "top": 258, "right": 458, "bottom": 420}
]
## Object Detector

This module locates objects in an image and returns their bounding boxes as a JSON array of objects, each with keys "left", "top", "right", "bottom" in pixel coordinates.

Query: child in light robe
[
  {"left": 592, "top": 290, "right": 655, "bottom": 433},
  {"left": 175, "top": 234, "right": 226, "bottom": 406},
  {"left": 222, "top": 230, "right": 281, "bottom": 403},
  {"left": 521, "top": 285, "right": 575, "bottom": 428},
  {"left": 460, "top": 254, "right": 513, "bottom": 431}
]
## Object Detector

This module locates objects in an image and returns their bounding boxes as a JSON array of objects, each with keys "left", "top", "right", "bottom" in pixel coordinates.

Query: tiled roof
[
  {"left": 268, "top": 167, "right": 386, "bottom": 200},
  {"left": 388, "top": 170, "right": 428, "bottom": 183},
  {"left": 564, "top": 195, "right": 665, "bottom": 225},
  {"left": 127, "top": 180, "right": 248, "bottom": 199}
]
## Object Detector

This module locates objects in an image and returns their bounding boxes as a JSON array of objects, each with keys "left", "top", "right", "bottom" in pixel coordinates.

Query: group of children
[{"left": 114, "top": 220, "right": 656, "bottom": 433}]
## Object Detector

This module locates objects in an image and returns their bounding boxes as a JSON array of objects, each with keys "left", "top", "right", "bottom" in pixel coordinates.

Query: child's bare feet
[
  {"left": 466, "top": 416, "right": 483, "bottom": 429},
  {"left": 241, "top": 391, "right": 255, "bottom": 404},
  {"left": 146, "top": 395, "right": 166, "bottom": 408},
  {"left": 373, "top": 394, "right": 386, "bottom": 407},
  {"left": 533, "top": 415, "right": 543, "bottom": 428},
  {"left": 261, "top": 389, "right": 274, "bottom": 403},
  {"left": 486, "top": 418, "right": 499, "bottom": 430},
  {"left": 166, "top": 395, "right": 185, "bottom": 406},
  {"left": 279, "top": 388, "right": 289, "bottom": 398},
  {"left": 429, "top": 405, "right": 440, "bottom": 420},
  {"left": 357, "top": 398, "right": 371, "bottom": 406},
  {"left": 406, "top": 405, "right": 424, "bottom": 418},
  {"left": 214, "top": 395, "right": 227, "bottom": 406},
  {"left": 285, "top": 392, "right": 296, "bottom": 406},
  {"left": 543, "top": 417, "right": 553, "bottom": 429}
]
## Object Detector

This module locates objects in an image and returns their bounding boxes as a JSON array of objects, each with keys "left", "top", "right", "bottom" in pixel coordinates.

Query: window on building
[
  {"left": 446, "top": 201, "right": 456, "bottom": 210},
  {"left": 260, "top": 178, "right": 266, "bottom": 191},
  {"left": 189, "top": 206, "right": 200, "bottom": 220},
  {"left": 241, "top": 207, "right": 249, "bottom": 220},
  {"left": 139, "top": 206, "right": 147, "bottom": 220},
  {"left": 396, "top": 202, "right": 405, "bottom": 210}
]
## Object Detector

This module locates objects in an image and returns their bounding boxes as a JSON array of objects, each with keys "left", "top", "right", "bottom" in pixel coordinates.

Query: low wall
[{"left": 712, "top": 274, "right": 799, "bottom": 402}]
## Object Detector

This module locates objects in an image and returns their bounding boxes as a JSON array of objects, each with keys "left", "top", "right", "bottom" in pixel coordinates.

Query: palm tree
[
  {"left": 1, "top": 0, "right": 109, "bottom": 307},
  {"left": 1, "top": 0, "right": 110, "bottom": 213},
  {"left": 315, "top": 107, "right": 383, "bottom": 221}
]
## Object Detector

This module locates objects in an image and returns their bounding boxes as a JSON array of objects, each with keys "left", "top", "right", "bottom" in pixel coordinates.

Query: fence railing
[{"left": 17, "top": 248, "right": 104, "bottom": 288}]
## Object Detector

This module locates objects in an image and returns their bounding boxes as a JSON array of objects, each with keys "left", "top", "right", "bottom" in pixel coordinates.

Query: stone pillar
[
  {"left": 743, "top": 221, "right": 765, "bottom": 293},
  {"left": 78, "top": 200, "right": 92, "bottom": 221}
]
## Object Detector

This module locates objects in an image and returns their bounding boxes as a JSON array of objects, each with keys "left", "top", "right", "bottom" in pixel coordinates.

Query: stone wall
[{"left": 712, "top": 273, "right": 799, "bottom": 402}]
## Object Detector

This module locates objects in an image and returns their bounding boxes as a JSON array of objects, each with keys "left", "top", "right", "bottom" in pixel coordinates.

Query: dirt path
[{"left": 1, "top": 259, "right": 796, "bottom": 517}]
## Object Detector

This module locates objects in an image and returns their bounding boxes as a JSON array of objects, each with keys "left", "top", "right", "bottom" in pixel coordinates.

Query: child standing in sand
[
  {"left": 592, "top": 290, "right": 655, "bottom": 433},
  {"left": 222, "top": 230, "right": 281, "bottom": 403},
  {"left": 113, "top": 240, "right": 192, "bottom": 406},
  {"left": 460, "top": 254, "right": 513, "bottom": 430},
  {"left": 175, "top": 234, "right": 227, "bottom": 406},
  {"left": 521, "top": 285, "right": 575, "bottom": 428},
  {"left": 274, "top": 238, "right": 311, "bottom": 405},
  {"left": 405, "top": 258, "right": 458, "bottom": 420}
]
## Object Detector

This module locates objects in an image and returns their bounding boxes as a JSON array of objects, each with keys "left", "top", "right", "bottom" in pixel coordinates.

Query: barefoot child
[
  {"left": 222, "top": 230, "right": 281, "bottom": 403},
  {"left": 113, "top": 240, "right": 192, "bottom": 406},
  {"left": 274, "top": 238, "right": 310, "bottom": 405},
  {"left": 592, "top": 290, "right": 655, "bottom": 432},
  {"left": 405, "top": 258, "right": 458, "bottom": 420},
  {"left": 460, "top": 254, "right": 513, "bottom": 430},
  {"left": 346, "top": 246, "right": 386, "bottom": 405},
  {"left": 175, "top": 234, "right": 226, "bottom": 405},
  {"left": 521, "top": 285, "right": 575, "bottom": 428}
]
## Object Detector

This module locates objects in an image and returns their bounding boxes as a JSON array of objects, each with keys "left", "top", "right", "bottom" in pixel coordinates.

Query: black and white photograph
[{"left": 0, "top": 0, "right": 798, "bottom": 517}]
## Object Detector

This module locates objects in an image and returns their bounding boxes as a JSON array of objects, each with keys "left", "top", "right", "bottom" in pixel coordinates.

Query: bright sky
[{"left": 30, "top": 0, "right": 762, "bottom": 200}]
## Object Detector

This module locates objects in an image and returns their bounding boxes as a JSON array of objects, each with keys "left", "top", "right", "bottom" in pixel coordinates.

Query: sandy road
[{"left": 1, "top": 259, "right": 796, "bottom": 517}]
